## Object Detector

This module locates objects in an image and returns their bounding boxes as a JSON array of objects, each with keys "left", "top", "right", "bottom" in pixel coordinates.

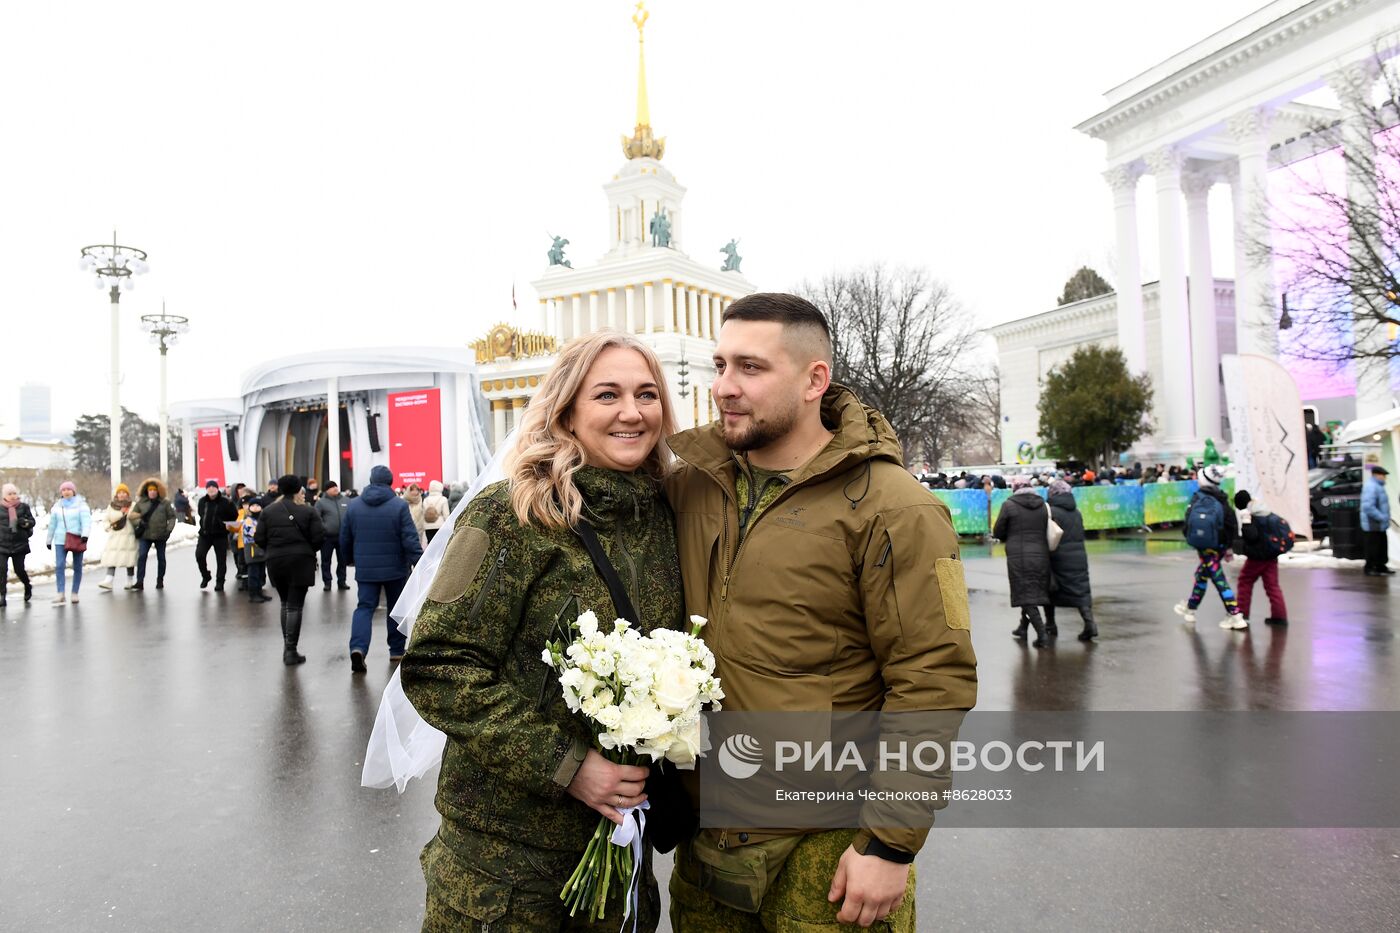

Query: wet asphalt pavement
[{"left": 2, "top": 538, "right": 1398, "bottom": 931}]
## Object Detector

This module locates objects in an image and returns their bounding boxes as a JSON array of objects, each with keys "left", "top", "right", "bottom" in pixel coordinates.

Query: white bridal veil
[{"left": 360, "top": 433, "right": 514, "bottom": 792}]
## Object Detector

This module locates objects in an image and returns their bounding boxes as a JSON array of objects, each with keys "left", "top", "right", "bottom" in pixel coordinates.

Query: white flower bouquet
[{"left": 542, "top": 611, "right": 723, "bottom": 922}]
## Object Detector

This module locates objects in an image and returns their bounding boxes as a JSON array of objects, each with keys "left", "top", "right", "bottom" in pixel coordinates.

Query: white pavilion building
[
  {"left": 470, "top": 6, "right": 754, "bottom": 448},
  {"left": 993, "top": 0, "right": 1400, "bottom": 466}
]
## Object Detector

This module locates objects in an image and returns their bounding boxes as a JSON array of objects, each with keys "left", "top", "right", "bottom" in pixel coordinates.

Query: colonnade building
[{"left": 994, "top": 0, "right": 1400, "bottom": 464}]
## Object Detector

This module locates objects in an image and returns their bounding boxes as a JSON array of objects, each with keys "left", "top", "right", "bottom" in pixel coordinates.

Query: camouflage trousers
[
  {"left": 420, "top": 826, "right": 661, "bottom": 932},
  {"left": 669, "top": 829, "right": 917, "bottom": 932}
]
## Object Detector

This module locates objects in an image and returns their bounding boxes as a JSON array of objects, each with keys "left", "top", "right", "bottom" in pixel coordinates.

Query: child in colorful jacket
[{"left": 242, "top": 500, "right": 270, "bottom": 603}]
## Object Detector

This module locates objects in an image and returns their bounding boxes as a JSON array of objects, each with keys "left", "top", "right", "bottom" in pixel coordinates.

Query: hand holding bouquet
[{"left": 542, "top": 612, "right": 723, "bottom": 922}]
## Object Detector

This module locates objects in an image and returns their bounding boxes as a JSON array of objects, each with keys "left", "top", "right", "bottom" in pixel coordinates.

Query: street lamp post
[
  {"left": 140, "top": 304, "right": 190, "bottom": 486},
  {"left": 80, "top": 233, "right": 149, "bottom": 491}
]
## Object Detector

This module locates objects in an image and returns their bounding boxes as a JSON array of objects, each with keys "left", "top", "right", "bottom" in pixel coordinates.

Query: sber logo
[{"left": 718, "top": 733, "right": 764, "bottom": 779}]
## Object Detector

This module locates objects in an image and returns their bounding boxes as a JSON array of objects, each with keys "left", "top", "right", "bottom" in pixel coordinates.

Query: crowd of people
[
  {"left": 986, "top": 456, "right": 1396, "bottom": 645},
  {"left": 0, "top": 470, "right": 475, "bottom": 667},
  {"left": 918, "top": 460, "right": 1205, "bottom": 493}
]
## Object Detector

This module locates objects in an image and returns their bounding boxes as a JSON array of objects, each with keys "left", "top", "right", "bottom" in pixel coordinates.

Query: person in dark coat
[
  {"left": 992, "top": 475, "right": 1052, "bottom": 647},
  {"left": 1046, "top": 480, "right": 1097, "bottom": 641},
  {"left": 130, "top": 477, "right": 178, "bottom": 591},
  {"left": 195, "top": 480, "right": 239, "bottom": 591},
  {"left": 0, "top": 483, "right": 36, "bottom": 607},
  {"left": 313, "top": 480, "right": 350, "bottom": 591},
  {"left": 254, "top": 475, "right": 326, "bottom": 665},
  {"left": 340, "top": 464, "right": 423, "bottom": 673},
  {"left": 173, "top": 488, "right": 192, "bottom": 524}
]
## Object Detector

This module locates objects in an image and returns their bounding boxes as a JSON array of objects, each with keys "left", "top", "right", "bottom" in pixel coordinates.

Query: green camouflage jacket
[{"left": 401, "top": 466, "right": 684, "bottom": 854}]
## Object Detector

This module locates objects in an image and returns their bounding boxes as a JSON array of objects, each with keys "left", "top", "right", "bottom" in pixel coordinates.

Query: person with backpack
[
  {"left": 422, "top": 480, "right": 450, "bottom": 543},
  {"left": 1233, "top": 490, "right": 1290, "bottom": 625},
  {"left": 1174, "top": 464, "right": 1244, "bottom": 628}
]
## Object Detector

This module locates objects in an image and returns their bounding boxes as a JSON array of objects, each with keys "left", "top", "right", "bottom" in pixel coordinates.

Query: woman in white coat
[{"left": 98, "top": 483, "right": 139, "bottom": 590}]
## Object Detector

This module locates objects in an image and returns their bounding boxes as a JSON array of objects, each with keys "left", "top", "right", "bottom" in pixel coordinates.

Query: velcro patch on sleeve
[
  {"left": 427, "top": 526, "right": 491, "bottom": 605},
  {"left": 934, "top": 558, "right": 971, "bottom": 631}
]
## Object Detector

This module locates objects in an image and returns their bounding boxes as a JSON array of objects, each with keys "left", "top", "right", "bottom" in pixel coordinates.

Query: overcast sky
[{"left": 0, "top": 0, "right": 1268, "bottom": 435}]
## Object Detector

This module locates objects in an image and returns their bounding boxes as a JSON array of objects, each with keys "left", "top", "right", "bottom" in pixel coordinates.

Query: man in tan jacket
[{"left": 666, "top": 292, "right": 978, "bottom": 931}]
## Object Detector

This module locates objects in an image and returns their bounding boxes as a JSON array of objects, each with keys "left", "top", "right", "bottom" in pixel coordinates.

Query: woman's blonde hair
[{"left": 507, "top": 330, "right": 676, "bottom": 530}]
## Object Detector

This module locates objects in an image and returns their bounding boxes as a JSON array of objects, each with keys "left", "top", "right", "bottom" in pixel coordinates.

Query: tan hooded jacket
[{"left": 666, "top": 384, "right": 978, "bottom": 858}]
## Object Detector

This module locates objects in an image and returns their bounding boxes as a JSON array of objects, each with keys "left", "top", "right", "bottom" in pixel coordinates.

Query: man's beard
[{"left": 722, "top": 398, "right": 800, "bottom": 452}]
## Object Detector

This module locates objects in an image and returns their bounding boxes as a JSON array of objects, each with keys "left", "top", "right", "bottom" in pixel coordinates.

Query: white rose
[
  {"left": 666, "top": 718, "right": 706, "bottom": 768},
  {"left": 540, "top": 647, "right": 554, "bottom": 668},
  {"left": 653, "top": 662, "right": 697, "bottom": 716},
  {"left": 577, "top": 610, "right": 599, "bottom": 638}
]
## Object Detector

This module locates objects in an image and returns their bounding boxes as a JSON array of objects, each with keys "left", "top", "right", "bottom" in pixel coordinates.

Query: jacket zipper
[
  {"left": 468, "top": 547, "right": 508, "bottom": 622},
  {"left": 876, "top": 538, "right": 893, "bottom": 568},
  {"left": 719, "top": 472, "right": 813, "bottom": 602}
]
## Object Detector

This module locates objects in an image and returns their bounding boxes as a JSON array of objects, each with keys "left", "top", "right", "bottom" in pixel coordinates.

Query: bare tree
[
  {"left": 1261, "top": 52, "right": 1400, "bottom": 370},
  {"left": 941, "top": 367, "right": 1002, "bottom": 465},
  {"left": 797, "top": 265, "right": 982, "bottom": 465}
]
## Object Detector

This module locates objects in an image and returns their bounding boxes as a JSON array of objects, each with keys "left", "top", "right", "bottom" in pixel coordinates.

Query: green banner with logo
[
  {"left": 931, "top": 489, "right": 990, "bottom": 535},
  {"left": 1073, "top": 485, "right": 1144, "bottom": 531}
]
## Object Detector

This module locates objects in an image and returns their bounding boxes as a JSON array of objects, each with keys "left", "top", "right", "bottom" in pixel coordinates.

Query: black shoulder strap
[{"left": 574, "top": 519, "right": 640, "bottom": 623}]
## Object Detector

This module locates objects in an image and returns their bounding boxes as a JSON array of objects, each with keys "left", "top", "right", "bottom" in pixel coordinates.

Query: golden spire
[
  {"left": 634, "top": 2, "right": 650, "bottom": 127},
  {"left": 622, "top": 1, "right": 665, "bottom": 160}
]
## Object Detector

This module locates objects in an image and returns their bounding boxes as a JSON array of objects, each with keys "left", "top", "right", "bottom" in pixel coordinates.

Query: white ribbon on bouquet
[{"left": 610, "top": 799, "right": 650, "bottom": 932}]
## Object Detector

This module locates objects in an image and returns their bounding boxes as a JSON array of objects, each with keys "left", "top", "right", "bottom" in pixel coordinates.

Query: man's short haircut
[{"left": 721, "top": 292, "right": 833, "bottom": 363}]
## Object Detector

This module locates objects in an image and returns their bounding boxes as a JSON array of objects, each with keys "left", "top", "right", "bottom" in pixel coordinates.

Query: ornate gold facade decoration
[{"left": 472, "top": 323, "right": 559, "bottom": 364}]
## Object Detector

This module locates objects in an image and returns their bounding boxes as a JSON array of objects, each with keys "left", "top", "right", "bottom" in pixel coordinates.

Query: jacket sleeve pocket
[{"left": 861, "top": 504, "right": 978, "bottom": 712}]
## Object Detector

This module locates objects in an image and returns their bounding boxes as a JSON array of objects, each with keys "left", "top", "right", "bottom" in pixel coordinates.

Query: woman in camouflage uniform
[{"left": 402, "top": 331, "right": 684, "bottom": 932}]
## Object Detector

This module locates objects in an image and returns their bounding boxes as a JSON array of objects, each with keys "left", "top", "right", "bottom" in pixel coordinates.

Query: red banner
[
  {"left": 388, "top": 388, "right": 442, "bottom": 488},
  {"left": 196, "top": 428, "right": 226, "bottom": 487}
]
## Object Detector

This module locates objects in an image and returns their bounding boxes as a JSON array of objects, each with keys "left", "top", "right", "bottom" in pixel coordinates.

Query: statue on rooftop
[
  {"left": 720, "top": 239, "right": 742, "bottom": 273},
  {"left": 547, "top": 235, "right": 572, "bottom": 268},
  {"left": 649, "top": 208, "right": 672, "bottom": 248}
]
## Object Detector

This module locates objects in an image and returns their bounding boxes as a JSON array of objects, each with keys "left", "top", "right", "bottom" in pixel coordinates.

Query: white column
[
  {"left": 158, "top": 347, "right": 170, "bottom": 485},
  {"left": 684, "top": 286, "right": 696, "bottom": 336},
  {"left": 572, "top": 295, "right": 585, "bottom": 338},
  {"left": 1330, "top": 62, "right": 1391, "bottom": 419},
  {"left": 1183, "top": 168, "right": 1220, "bottom": 441},
  {"left": 551, "top": 297, "right": 566, "bottom": 339},
  {"left": 606, "top": 288, "right": 618, "bottom": 331},
  {"left": 588, "top": 291, "right": 600, "bottom": 333},
  {"left": 698, "top": 291, "right": 711, "bottom": 339},
  {"left": 492, "top": 400, "right": 507, "bottom": 452},
  {"left": 624, "top": 285, "right": 637, "bottom": 333},
  {"left": 1226, "top": 106, "right": 1278, "bottom": 359},
  {"left": 661, "top": 280, "right": 675, "bottom": 333},
  {"left": 643, "top": 283, "right": 656, "bottom": 333},
  {"left": 109, "top": 288, "right": 122, "bottom": 491},
  {"left": 1104, "top": 163, "right": 1147, "bottom": 374},
  {"left": 1146, "top": 146, "right": 1195, "bottom": 446},
  {"left": 326, "top": 376, "right": 340, "bottom": 488}
]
